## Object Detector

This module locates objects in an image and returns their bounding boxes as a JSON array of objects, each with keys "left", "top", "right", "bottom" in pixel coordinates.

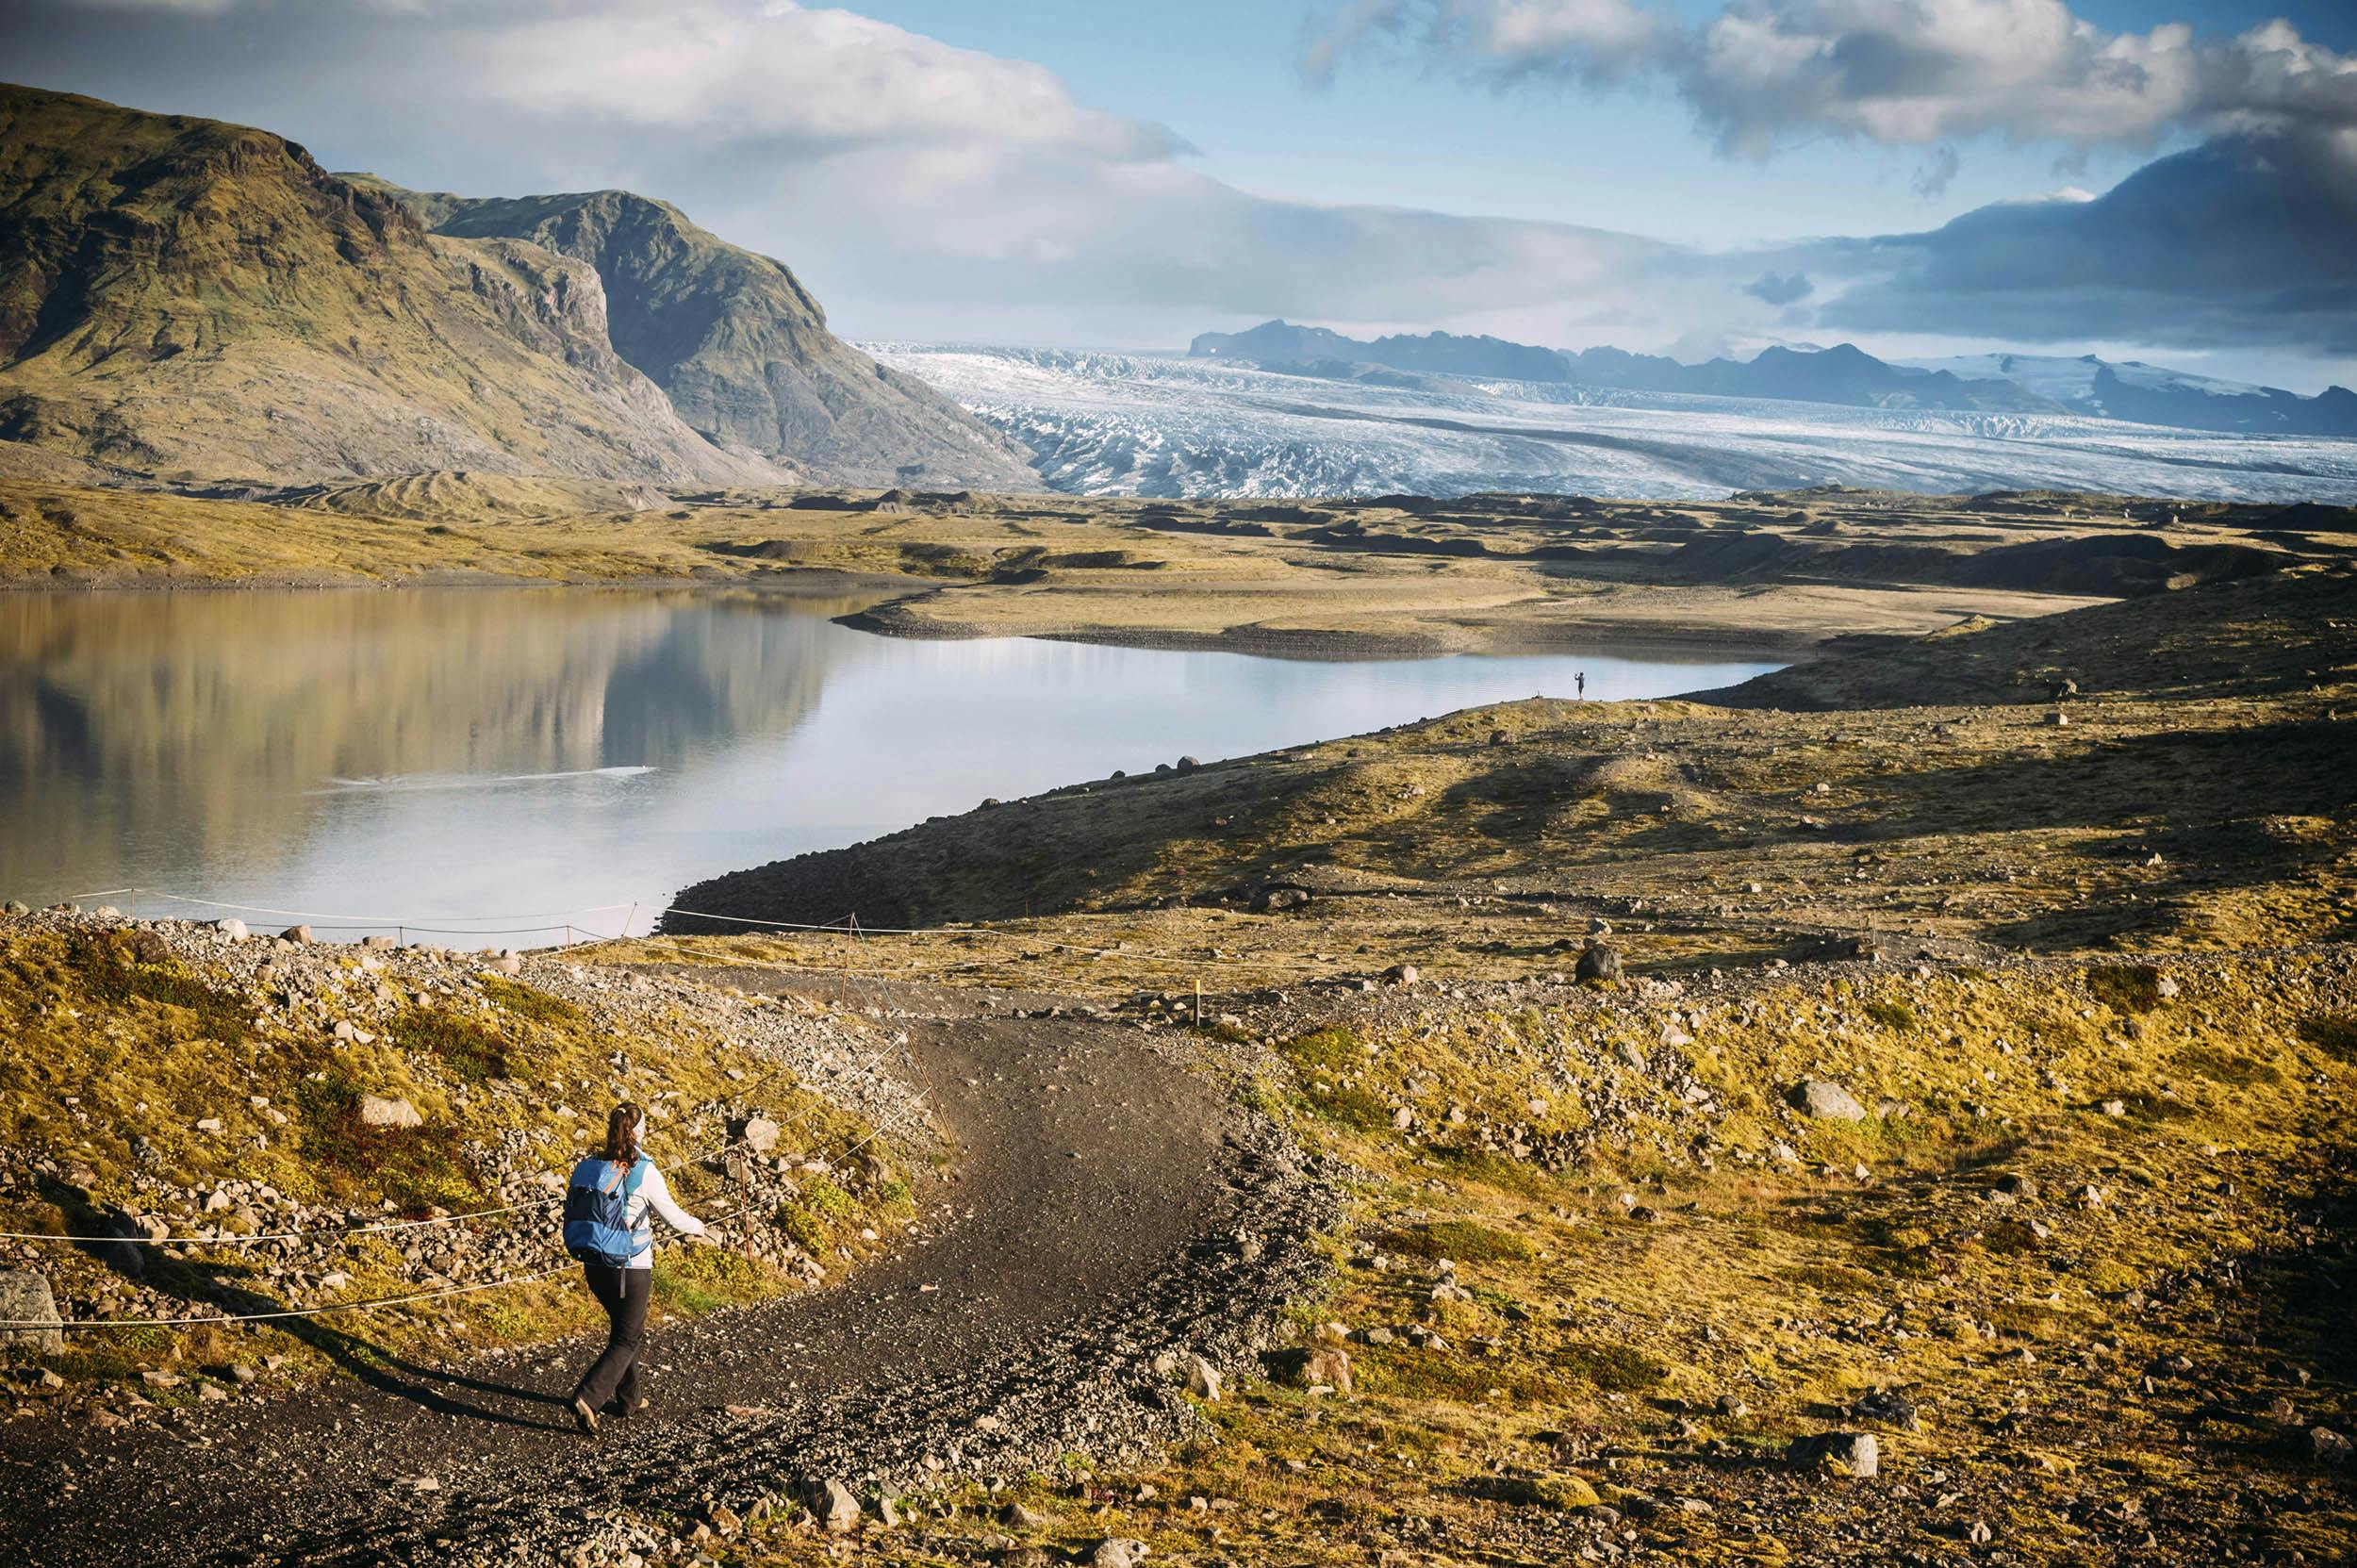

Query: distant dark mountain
[
  {"left": 1907, "top": 354, "right": 2357, "bottom": 437},
  {"left": 1190, "top": 321, "right": 1573, "bottom": 384},
  {"left": 1192, "top": 321, "right": 2357, "bottom": 433},
  {"left": 1574, "top": 341, "right": 2060, "bottom": 412},
  {"left": 1188, "top": 321, "right": 2055, "bottom": 414}
]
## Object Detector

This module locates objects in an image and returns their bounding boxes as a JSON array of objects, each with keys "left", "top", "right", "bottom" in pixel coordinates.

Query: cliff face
[{"left": 369, "top": 184, "right": 1040, "bottom": 489}]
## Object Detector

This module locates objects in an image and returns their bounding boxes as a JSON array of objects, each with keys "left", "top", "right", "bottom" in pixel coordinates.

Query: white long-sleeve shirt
[{"left": 622, "top": 1160, "right": 706, "bottom": 1268}]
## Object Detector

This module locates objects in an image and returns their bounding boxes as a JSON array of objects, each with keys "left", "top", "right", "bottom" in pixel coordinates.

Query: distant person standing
[
  {"left": 1576, "top": 670, "right": 1587, "bottom": 698},
  {"left": 562, "top": 1103, "right": 707, "bottom": 1434}
]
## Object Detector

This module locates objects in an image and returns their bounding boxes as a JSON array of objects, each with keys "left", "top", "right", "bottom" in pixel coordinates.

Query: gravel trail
[{"left": 0, "top": 971, "right": 1332, "bottom": 1565}]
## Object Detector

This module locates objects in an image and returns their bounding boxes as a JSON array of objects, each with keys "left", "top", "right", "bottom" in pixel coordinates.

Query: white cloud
[
  {"left": 1305, "top": 0, "right": 2357, "bottom": 157},
  {"left": 466, "top": 1, "right": 1184, "bottom": 160}
]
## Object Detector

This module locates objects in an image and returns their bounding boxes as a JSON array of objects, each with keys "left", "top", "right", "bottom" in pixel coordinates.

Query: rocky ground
[
  {"left": 2, "top": 518, "right": 2351, "bottom": 1566},
  {"left": 627, "top": 564, "right": 2354, "bottom": 1566}
]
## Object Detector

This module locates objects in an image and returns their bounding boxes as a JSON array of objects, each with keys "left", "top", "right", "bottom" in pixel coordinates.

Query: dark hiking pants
[{"left": 575, "top": 1264, "right": 651, "bottom": 1411}]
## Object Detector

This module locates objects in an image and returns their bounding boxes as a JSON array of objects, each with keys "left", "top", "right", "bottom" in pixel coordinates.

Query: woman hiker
[{"left": 561, "top": 1102, "right": 708, "bottom": 1434}]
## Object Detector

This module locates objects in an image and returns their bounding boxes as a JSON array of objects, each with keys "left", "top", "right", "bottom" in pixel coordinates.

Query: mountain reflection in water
[{"left": 0, "top": 587, "right": 1780, "bottom": 942}]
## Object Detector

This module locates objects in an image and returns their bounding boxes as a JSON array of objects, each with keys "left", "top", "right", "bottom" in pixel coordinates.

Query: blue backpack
[{"left": 562, "top": 1155, "right": 650, "bottom": 1267}]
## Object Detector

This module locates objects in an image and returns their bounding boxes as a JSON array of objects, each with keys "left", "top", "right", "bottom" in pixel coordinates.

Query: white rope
[
  {"left": 125, "top": 890, "right": 637, "bottom": 927},
  {"left": 0, "top": 1264, "right": 573, "bottom": 1330},
  {"left": 0, "top": 1195, "right": 561, "bottom": 1246},
  {"left": 840, "top": 1088, "right": 935, "bottom": 1161}
]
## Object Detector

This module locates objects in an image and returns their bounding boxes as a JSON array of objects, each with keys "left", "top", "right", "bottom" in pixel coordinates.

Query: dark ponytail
[{"left": 601, "top": 1103, "right": 643, "bottom": 1166}]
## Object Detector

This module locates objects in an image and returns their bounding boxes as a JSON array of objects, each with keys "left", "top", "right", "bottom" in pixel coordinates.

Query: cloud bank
[{"left": 1304, "top": 0, "right": 2357, "bottom": 157}]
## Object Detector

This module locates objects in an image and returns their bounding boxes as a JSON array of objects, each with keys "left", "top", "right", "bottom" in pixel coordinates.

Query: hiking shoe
[
  {"left": 602, "top": 1396, "right": 649, "bottom": 1418},
  {"left": 571, "top": 1395, "right": 600, "bottom": 1436}
]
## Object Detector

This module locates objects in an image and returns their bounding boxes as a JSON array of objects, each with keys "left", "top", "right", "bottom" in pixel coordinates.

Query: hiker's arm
[{"left": 642, "top": 1165, "right": 708, "bottom": 1237}]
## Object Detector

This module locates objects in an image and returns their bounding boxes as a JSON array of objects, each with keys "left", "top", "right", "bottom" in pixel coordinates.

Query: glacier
[{"left": 864, "top": 343, "right": 2357, "bottom": 503}]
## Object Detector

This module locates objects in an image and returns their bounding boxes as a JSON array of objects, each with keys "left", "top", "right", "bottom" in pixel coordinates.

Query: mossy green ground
[
  {"left": 0, "top": 924, "right": 909, "bottom": 1396},
  {"left": 730, "top": 956, "right": 2356, "bottom": 1565}
]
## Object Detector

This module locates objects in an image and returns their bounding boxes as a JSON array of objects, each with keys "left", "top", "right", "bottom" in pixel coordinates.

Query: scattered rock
[
  {"left": 1186, "top": 1353, "right": 1223, "bottom": 1401},
  {"left": 1384, "top": 964, "right": 1419, "bottom": 985},
  {"left": 1849, "top": 1386, "right": 1921, "bottom": 1432},
  {"left": 2314, "top": 1427, "right": 2351, "bottom": 1467},
  {"left": 733, "top": 1116, "right": 782, "bottom": 1155},
  {"left": 1788, "top": 1080, "right": 1867, "bottom": 1121},
  {"left": 280, "top": 925, "right": 313, "bottom": 944},
  {"left": 214, "top": 918, "right": 249, "bottom": 941},
  {"left": 1089, "top": 1540, "right": 1149, "bottom": 1568}
]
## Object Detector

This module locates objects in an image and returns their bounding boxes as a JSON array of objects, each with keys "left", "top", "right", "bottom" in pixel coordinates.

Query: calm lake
[{"left": 0, "top": 587, "right": 1781, "bottom": 943}]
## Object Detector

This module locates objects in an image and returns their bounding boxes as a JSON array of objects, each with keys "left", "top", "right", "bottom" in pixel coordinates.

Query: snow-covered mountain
[
  {"left": 1904, "top": 354, "right": 2357, "bottom": 437},
  {"left": 864, "top": 343, "right": 2357, "bottom": 503}
]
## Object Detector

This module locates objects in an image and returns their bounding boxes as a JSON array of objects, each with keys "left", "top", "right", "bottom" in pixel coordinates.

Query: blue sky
[
  {"left": 853, "top": 0, "right": 2354, "bottom": 243},
  {"left": 6, "top": 0, "right": 2356, "bottom": 390}
]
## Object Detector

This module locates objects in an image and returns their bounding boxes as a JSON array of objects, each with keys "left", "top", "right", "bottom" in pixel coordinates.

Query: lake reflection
[{"left": 0, "top": 587, "right": 1780, "bottom": 942}]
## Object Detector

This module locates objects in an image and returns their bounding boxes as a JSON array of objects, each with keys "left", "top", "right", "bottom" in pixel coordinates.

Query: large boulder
[
  {"left": 796, "top": 1476, "right": 861, "bottom": 1532},
  {"left": 1269, "top": 1343, "right": 1355, "bottom": 1395},
  {"left": 118, "top": 929, "right": 172, "bottom": 966},
  {"left": 357, "top": 1095, "right": 423, "bottom": 1129},
  {"left": 1788, "top": 1430, "right": 1878, "bottom": 1477},
  {"left": 1788, "top": 1080, "right": 1867, "bottom": 1121},
  {"left": 1574, "top": 944, "right": 1624, "bottom": 983},
  {"left": 0, "top": 1271, "right": 64, "bottom": 1353},
  {"left": 1251, "top": 883, "right": 1312, "bottom": 914}
]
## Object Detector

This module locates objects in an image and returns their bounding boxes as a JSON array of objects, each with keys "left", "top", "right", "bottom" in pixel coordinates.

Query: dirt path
[{"left": 0, "top": 973, "right": 1330, "bottom": 1566}]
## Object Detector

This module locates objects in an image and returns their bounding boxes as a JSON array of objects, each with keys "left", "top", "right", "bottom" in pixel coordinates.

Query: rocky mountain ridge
[
  {"left": 352, "top": 182, "right": 1037, "bottom": 489},
  {"left": 0, "top": 85, "right": 1033, "bottom": 489}
]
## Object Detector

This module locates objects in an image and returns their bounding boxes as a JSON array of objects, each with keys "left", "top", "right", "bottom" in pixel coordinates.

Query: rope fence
[
  {"left": 51, "top": 884, "right": 1292, "bottom": 974},
  {"left": 0, "top": 1265, "right": 575, "bottom": 1331}
]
